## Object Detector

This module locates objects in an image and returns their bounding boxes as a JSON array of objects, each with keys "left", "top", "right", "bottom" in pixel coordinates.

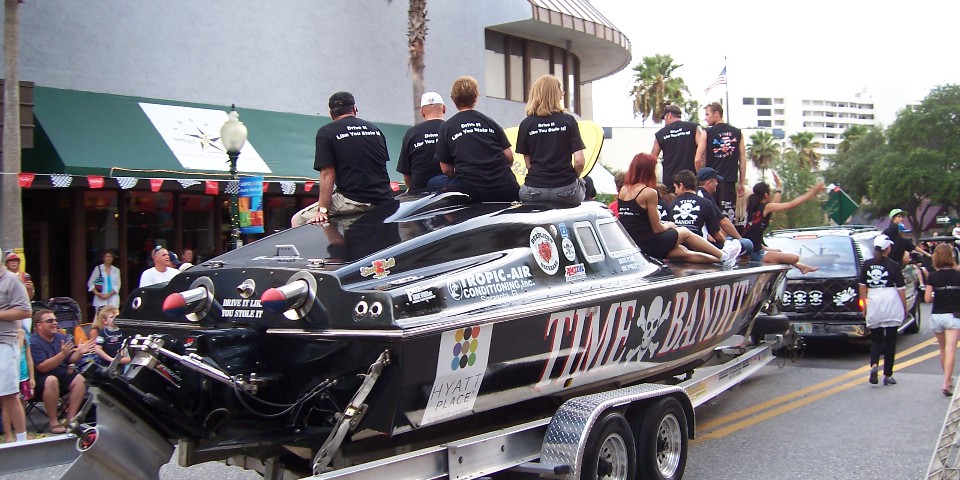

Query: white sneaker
[{"left": 719, "top": 240, "right": 742, "bottom": 268}]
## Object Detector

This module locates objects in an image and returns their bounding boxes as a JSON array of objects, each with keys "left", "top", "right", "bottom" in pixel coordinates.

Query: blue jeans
[{"left": 519, "top": 178, "right": 585, "bottom": 206}]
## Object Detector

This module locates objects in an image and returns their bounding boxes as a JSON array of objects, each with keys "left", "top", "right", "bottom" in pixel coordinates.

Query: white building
[{"left": 731, "top": 90, "right": 877, "bottom": 157}]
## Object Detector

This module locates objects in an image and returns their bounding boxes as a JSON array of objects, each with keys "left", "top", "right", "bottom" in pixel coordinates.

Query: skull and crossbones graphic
[
  {"left": 866, "top": 266, "right": 889, "bottom": 288},
  {"left": 626, "top": 296, "right": 670, "bottom": 362},
  {"left": 672, "top": 201, "right": 701, "bottom": 221}
]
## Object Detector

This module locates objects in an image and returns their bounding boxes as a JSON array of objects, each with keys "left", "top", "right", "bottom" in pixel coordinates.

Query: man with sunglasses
[
  {"left": 139, "top": 246, "right": 179, "bottom": 288},
  {"left": 30, "top": 309, "right": 93, "bottom": 434}
]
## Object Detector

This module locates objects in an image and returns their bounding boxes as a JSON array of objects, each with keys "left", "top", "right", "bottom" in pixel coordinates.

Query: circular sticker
[
  {"left": 530, "top": 227, "right": 559, "bottom": 275},
  {"left": 561, "top": 238, "right": 576, "bottom": 262}
]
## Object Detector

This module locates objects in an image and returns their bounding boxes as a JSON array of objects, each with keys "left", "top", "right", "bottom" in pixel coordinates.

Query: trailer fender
[{"left": 539, "top": 384, "right": 694, "bottom": 479}]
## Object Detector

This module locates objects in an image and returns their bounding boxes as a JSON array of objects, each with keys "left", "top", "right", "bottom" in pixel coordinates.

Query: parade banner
[{"left": 239, "top": 176, "right": 265, "bottom": 234}]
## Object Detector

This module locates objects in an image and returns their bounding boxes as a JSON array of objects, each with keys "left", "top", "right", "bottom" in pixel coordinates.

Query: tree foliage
[
  {"left": 629, "top": 54, "right": 692, "bottom": 124},
  {"left": 824, "top": 127, "right": 887, "bottom": 207},
  {"left": 747, "top": 130, "right": 779, "bottom": 176},
  {"left": 786, "top": 131, "right": 823, "bottom": 170},
  {"left": 837, "top": 124, "right": 868, "bottom": 154}
]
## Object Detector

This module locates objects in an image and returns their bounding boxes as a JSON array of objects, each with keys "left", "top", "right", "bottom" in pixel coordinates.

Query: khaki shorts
[{"left": 291, "top": 192, "right": 376, "bottom": 227}]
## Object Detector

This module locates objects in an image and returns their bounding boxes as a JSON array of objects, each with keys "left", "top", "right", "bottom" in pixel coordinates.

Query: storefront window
[
  {"left": 180, "top": 194, "right": 216, "bottom": 263},
  {"left": 84, "top": 191, "right": 120, "bottom": 266},
  {"left": 484, "top": 30, "right": 581, "bottom": 113},
  {"left": 128, "top": 191, "right": 174, "bottom": 282}
]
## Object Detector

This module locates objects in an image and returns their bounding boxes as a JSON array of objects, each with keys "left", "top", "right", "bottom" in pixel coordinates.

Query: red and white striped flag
[{"left": 704, "top": 67, "right": 727, "bottom": 94}]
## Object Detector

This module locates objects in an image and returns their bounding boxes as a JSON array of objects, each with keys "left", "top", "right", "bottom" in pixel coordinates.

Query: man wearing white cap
[{"left": 397, "top": 92, "right": 450, "bottom": 192}]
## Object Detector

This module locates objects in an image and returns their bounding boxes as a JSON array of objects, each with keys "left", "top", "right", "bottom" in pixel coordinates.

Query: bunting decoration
[
  {"left": 116, "top": 177, "right": 139, "bottom": 189},
  {"left": 50, "top": 174, "right": 73, "bottom": 188},
  {"left": 87, "top": 176, "right": 105, "bottom": 189},
  {"left": 16, "top": 173, "right": 322, "bottom": 194},
  {"left": 262, "top": 181, "right": 269, "bottom": 193},
  {"left": 17, "top": 173, "right": 35, "bottom": 188}
]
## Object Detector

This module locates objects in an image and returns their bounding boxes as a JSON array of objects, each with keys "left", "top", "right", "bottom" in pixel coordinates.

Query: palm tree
[
  {"left": 2, "top": 0, "right": 24, "bottom": 251},
  {"left": 407, "top": 0, "right": 427, "bottom": 124},
  {"left": 788, "top": 131, "right": 823, "bottom": 170},
  {"left": 837, "top": 124, "right": 868, "bottom": 153},
  {"left": 748, "top": 130, "right": 779, "bottom": 176},
  {"left": 387, "top": 0, "right": 428, "bottom": 124},
  {"left": 629, "top": 54, "right": 691, "bottom": 125}
]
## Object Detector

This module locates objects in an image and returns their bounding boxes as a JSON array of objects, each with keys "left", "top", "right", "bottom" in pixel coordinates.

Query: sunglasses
[{"left": 40, "top": 318, "right": 58, "bottom": 324}]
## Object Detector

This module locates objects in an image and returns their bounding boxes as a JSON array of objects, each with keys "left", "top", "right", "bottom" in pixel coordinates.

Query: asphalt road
[{"left": 7, "top": 303, "right": 954, "bottom": 479}]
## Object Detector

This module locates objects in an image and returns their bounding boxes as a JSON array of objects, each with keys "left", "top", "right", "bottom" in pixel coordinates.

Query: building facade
[
  {"left": 2, "top": 0, "right": 630, "bottom": 308},
  {"left": 733, "top": 90, "right": 877, "bottom": 157}
]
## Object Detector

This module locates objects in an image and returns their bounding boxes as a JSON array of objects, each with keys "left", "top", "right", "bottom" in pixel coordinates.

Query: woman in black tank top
[
  {"left": 618, "top": 153, "right": 724, "bottom": 263},
  {"left": 743, "top": 178, "right": 824, "bottom": 274}
]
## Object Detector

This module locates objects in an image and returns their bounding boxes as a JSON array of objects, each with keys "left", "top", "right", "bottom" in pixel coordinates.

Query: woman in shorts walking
[{"left": 926, "top": 243, "right": 960, "bottom": 396}]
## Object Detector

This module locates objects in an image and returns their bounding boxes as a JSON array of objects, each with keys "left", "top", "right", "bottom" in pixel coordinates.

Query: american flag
[{"left": 704, "top": 67, "right": 727, "bottom": 94}]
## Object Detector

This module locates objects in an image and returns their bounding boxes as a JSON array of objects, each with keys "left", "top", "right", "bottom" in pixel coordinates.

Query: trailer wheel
[
  {"left": 582, "top": 411, "right": 637, "bottom": 480},
  {"left": 636, "top": 397, "right": 687, "bottom": 480}
]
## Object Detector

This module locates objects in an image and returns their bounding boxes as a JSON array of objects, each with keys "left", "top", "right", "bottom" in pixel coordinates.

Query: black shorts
[
  {"left": 35, "top": 371, "right": 78, "bottom": 398},
  {"left": 637, "top": 228, "right": 680, "bottom": 260},
  {"left": 715, "top": 182, "right": 737, "bottom": 223}
]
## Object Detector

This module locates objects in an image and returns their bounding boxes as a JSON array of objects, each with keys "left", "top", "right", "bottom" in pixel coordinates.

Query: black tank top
[{"left": 619, "top": 187, "right": 656, "bottom": 240}]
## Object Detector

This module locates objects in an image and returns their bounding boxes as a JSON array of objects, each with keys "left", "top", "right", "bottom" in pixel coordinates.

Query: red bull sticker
[
  {"left": 360, "top": 258, "right": 395, "bottom": 279},
  {"left": 530, "top": 227, "right": 559, "bottom": 275},
  {"left": 421, "top": 324, "right": 493, "bottom": 426}
]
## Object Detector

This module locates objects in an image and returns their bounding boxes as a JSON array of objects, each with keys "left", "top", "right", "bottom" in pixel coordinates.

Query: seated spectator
[
  {"left": 608, "top": 171, "right": 625, "bottom": 217},
  {"left": 30, "top": 309, "right": 93, "bottom": 434},
  {"left": 91, "top": 305, "right": 129, "bottom": 367}
]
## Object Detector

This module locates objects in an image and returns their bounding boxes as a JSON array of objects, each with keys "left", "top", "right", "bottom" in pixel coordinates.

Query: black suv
[{"left": 764, "top": 226, "right": 922, "bottom": 340}]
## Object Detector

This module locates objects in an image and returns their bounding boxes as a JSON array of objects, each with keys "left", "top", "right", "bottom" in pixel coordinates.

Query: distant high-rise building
[{"left": 732, "top": 90, "right": 877, "bottom": 157}]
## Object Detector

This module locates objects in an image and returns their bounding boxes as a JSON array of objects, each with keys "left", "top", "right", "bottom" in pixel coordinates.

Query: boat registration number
[{"left": 793, "top": 322, "right": 813, "bottom": 334}]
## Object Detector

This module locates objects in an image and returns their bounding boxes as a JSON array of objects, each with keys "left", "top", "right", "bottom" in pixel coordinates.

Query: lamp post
[{"left": 220, "top": 104, "right": 247, "bottom": 251}]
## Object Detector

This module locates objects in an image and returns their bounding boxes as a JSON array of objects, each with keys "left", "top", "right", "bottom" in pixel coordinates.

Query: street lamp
[{"left": 220, "top": 104, "right": 247, "bottom": 251}]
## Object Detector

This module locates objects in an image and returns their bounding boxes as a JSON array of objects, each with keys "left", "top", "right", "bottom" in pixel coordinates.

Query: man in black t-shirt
[
  {"left": 293, "top": 91, "right": 393, "bottom": 226},
  {"left": 696, "top": 167, "right": 753, "bottom": 256},
  {"left": 703, "top": 102, "right": 746, "bottom": 224},
  {"left": 397, "top": 92, "right": 449, "bottom": 193},
  {"left": 882, "top": 208, "right": 931, "bottom": 268},
  {"left": 671, "top": 170, "right": 741, "bottom": 267},
  {"left": 652, "top": 105, "right": 704, "bottom": 193}
]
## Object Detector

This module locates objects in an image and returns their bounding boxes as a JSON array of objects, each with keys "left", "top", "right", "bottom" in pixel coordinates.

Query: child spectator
[
  {"left": 92, "top": 306, "right": 129, "bottom": 366},
  {"left": 3, "top": 325, "right": 34, "bottom": 442}
]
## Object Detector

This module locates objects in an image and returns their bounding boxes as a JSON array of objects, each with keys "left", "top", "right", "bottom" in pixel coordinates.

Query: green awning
[{"left": 25, "top": 87, "right": 409, "bottom": 183}]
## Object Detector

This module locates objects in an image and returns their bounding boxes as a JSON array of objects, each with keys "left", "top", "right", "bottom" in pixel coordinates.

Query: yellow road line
[
  {"left": 696, "top": 337, "right": 937, "bottom": 431},
  {"left": 693, "top": 345, "right": 941, "bottom": 442}
]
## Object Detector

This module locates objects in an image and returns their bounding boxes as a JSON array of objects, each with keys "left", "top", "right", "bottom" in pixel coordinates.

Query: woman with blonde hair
[
  {"left": 435, "top": 75, "right": 519, "bottom": 202},
  {"left": 926, "top": 243, "right": 960, "bottom": 396},
  {"left": 516, "top": 75, "right": 586, "bottom": 206}
]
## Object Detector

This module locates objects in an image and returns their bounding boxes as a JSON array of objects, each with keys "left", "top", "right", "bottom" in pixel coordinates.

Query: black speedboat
[{"left": 68, "top": 193, "right": 788, "bottom": 479}]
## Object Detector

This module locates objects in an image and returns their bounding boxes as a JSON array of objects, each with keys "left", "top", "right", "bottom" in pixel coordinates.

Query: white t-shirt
[
  {"left": 139, "top": 267, "right": 180, "bottom": 288},
  {"left": 952, "top": 225, "right": 960, "bottom": 238}
]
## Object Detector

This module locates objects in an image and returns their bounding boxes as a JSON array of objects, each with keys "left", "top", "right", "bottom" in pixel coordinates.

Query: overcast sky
[{"left": 589, "top": 0, "right": 960, "bottom": 127}]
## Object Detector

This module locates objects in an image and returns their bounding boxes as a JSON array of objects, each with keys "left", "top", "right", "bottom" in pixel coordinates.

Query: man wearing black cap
[
  {"left": 293, "top": 91, "right": 393, "bottom": 226},
  {"left": 651, "top": 105, "right": 704, "bottom": 194},
  {"left": 697, "top": 167, "right": 753, "bottom": 257},
  {"left": 703, "top": 102, "right": 746, "bottom": 223}
]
